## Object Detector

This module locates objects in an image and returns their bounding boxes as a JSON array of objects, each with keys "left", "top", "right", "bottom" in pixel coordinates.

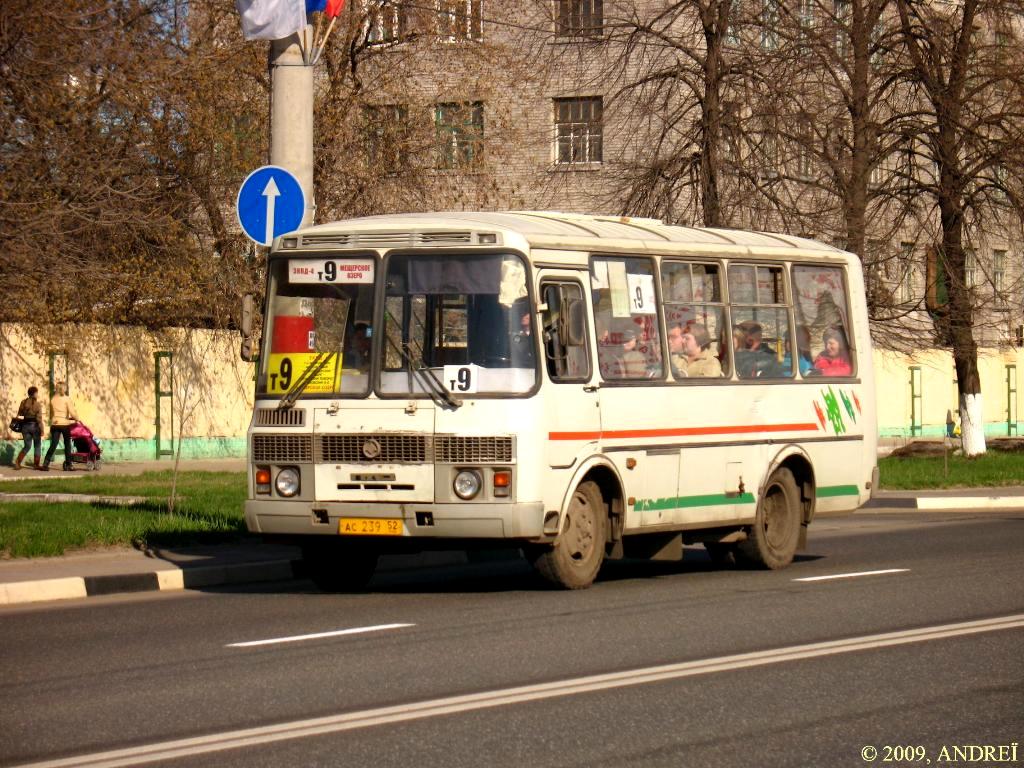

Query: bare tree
[{"left": 892, "top": 0, "right": 1024, "bottom": 455}]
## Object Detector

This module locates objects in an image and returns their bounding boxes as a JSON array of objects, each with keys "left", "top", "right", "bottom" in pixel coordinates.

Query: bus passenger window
[
  {"left": 727, "top": 264, "right": 792, "bottom": 379},
  {"left": 661, "top": 261, "right": 727, "bottom": 380},
  {"left": 592, "top": 256, "right": 663, "bottom": 381},
  {"left": 792, "top": 265, "right": 855, "bottom": 378}
]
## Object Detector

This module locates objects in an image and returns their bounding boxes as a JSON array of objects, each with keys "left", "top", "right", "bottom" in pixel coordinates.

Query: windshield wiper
[
  {"left": 277, "top": 352, "right": 334, "bottom": 410},
  {"left": 383, "top": 329, "right": 462, "bottom": 410}
]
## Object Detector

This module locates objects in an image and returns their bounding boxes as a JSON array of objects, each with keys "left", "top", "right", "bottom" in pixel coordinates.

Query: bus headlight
[
  {"left": 453, "top": 470, "right": 482, "bottom": 500},
  {"left": 275, "top": 467, "right": 300, "bottom": 497}
]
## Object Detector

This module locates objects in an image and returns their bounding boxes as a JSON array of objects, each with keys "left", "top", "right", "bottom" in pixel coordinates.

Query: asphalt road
[{"left": 1, "top": 511, "right": 1022, "bottom": 768}]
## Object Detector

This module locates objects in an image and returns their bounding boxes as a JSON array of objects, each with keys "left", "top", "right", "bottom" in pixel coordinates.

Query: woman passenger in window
[
  {"left": 813, "top": 328, "right": 852, "bottom": 376},
  {"left": 672, "top": 323, "right": 722, "bottom": 378}
]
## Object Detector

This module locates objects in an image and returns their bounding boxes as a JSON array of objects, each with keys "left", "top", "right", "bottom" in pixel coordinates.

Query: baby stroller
[{"left": 69, "top": 421, "right": 102, "bottom": 470}]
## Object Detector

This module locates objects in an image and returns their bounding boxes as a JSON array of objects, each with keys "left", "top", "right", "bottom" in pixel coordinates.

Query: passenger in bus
[
  {"left": 669, "top": 323, "right": 722, "bottom": 378},
  {"left": 782, "top": 325, "right": 814, "bottom": 375},
  {"left": 734, "top": 321, "right": 776, "bottom": 378},
  {"left": 510, "top": 311, "right": 536, "bottom": 367},
  {"left": 617, "top": 329, "right": 648, "bottom": 377},
  {"left": 345, "top": 322, "right": 372, "bottom": 372},
  {"left": 813, "top": 327, "right": 852, "bottom": 376}
]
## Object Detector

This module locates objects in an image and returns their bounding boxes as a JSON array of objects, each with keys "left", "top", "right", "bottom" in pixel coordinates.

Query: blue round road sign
[{"left": 236, "top": 166, "right": 306, "bottom": 246}]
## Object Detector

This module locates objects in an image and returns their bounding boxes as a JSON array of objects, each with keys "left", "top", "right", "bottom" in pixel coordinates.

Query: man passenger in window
[
  {"left": 669, "top": 322, "right": 722, "bottom": 378},
  {"left": 813, "top": 327, "right": 852, "bottom": 376},
  {"left": 735, "top": 320, "right": 777, "bottom": 378}
]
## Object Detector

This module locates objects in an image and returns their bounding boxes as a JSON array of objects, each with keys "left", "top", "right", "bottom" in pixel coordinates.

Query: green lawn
[
  {"left": 0, "top": 471, "right": 247, "bottom": 558},
  {"left": 878, "top": 451, "right": 1024, "bottom": 490}
]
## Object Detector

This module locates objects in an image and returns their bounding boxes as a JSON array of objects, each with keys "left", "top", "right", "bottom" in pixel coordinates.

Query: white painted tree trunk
[{"left": 959, "top": 392, "right": 986, "bottom": 457}]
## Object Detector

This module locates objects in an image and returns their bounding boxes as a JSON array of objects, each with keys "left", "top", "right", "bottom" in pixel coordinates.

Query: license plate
[{"left": 339, "top": 517, "right": 403, "bottom": 536}]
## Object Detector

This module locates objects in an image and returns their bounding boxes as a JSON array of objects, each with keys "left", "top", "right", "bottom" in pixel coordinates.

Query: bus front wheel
[
  {"left": 528, "top": 480, "right": 607, "bottom": 589},
  {"left": 301, "top": 540, "right": 379, "bottom": 592},
  {"left": 737, "top": 468, "right": 801, "bottom": 570}
]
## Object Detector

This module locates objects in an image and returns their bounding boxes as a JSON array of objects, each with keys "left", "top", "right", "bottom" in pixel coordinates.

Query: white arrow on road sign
[
  {"left": 236, "top": 166, "right": 305, "bottom": 247},
  {"left": 262, "top": 176, "right": 280, "bottom": 248}
]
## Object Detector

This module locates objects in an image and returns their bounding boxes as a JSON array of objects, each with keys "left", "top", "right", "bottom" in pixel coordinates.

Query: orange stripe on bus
[{"left": 548, "top": 423, "right": 820, "bottom": 441}]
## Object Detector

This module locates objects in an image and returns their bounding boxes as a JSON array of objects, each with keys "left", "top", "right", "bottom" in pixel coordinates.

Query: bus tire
[
  {"left": 529, "top": 480, "right": 607, "bottom": 589},
  {"left": 737, "top": 468, "right": 800, "bottom": 570},
  {"left": 301, "top": 540, "right": 379, "bottom": 592}
]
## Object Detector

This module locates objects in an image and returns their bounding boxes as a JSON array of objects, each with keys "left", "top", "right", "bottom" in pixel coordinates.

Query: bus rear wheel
[
  {"left": 301, "top": 540, "right": 379, "bottom": 592},
  {"left": 529, "top": 481, "right": 607, "bottom": 589},
  {"left": 736, "top": 468, "right": 801, "bottom": 570}
]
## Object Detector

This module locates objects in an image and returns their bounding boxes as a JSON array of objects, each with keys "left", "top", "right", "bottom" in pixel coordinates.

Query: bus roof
[{"left": 286, "top": 211, "right": 850, "bottom": 258}]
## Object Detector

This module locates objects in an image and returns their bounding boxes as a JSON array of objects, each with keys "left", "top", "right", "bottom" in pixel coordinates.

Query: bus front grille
[
  {"left": 252, "top": 434, "right": 313, "bottom": 463},
  {"left": 254, "top": 408, "right": 306, "bottom": 427},
  {"left": 313, "top": 434, "right": 514, "bottom": 464},
  {"left": 318, "top": 435, "right": 427, "bottom": 464},
  {"left": 435, "top": 436, "right": 514, "bottom": 463}
]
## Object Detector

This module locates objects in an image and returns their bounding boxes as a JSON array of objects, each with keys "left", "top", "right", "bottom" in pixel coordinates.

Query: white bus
[{"left": 242, "top": 212, "right": 878, "bottom": 590}]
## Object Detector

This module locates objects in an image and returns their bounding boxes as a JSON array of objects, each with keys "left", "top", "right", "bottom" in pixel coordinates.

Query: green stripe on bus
[
  {"left": 634, "top": 493, "right": 756, "bottom": 512},
  {"left": 816, "top": 485, "right": 860, "bottom": 498}
]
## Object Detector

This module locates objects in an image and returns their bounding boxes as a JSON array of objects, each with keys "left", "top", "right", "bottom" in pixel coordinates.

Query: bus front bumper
[{"left": 245, "top": 500, "right": 547, "bottom": 540}]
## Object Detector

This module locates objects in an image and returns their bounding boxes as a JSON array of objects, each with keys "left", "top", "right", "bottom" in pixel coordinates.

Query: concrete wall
[
  {"left": 1, "top": 324, "right": 253, "bottom": 463},
  {"left": 874, "top": 347, "right": 1023, "bottom": 438}
]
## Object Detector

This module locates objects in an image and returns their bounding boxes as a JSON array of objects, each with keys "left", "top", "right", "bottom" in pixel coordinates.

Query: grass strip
[
  {"left": 879, "top": 451, "right": 1024, "bottom": 490},
  {"left": 0, "top": 471, "right": 247, "bottom": 557}
]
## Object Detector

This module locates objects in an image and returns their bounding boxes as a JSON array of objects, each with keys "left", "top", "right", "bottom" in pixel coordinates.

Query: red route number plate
[{"left": 339, "top": 517, "right": 403, "bottom": 536}]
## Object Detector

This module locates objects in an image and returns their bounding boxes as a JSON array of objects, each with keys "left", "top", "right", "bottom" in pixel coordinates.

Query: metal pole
[{"left": 270, "top": 32, "right": 315, "bottom": 228}]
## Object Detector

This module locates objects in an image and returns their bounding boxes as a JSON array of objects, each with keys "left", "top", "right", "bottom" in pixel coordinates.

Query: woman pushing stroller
[{"left": 42, "top": 381, "right": 78, "bottom": 472}]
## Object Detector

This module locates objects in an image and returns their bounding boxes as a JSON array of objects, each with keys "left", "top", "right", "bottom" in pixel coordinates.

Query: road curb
[
  {"left": 0, "top": 559, "right": 300, "bottom": 607},
  {"left": 861, "top": 495, "right": 1024, "bottom": 511}
]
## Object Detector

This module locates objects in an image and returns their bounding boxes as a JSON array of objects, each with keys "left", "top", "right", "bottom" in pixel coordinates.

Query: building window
[
  {"left": 363, "top": 104, "right": 409, "bottom": 173},
  {"left": 364, "top": 0, "right": 407, "bottom": 43},
  {"left": 726, "top": 0, "right": 742, "bottom": 46},
  {"left": 761, "top": 0, "right": 779, "bottom": 48},
  {"left": 554, "top": 97, "right": 603, "bottom": 164},
  {"left": 897, "top": 242, "right": 914, "bottom": 304},
  {"left": 556, "top": 0, "right": 603, "bottom": 38},
  {"left": 834, "top": 0, "right": 850, "bottom": 57},
  {"left": 436, "top": 0, "right": 483, "bottom": 41},
  {"left": 964, "top": 248, "right": 977, "bottom": 289},
  {"left": 435, "top": 101, "right": 484, "bottom": 169},
  {"left": 994, "top": 249, "right": 1006, "bottom": 304}
]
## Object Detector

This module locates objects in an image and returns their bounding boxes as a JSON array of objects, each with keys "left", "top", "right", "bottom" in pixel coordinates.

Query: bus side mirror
[
  {"left": 240, "top": 294, "right": 256, "bottom": 362},
  {"left": 562, "top": 297, "right": 587, "bottom": 347}
]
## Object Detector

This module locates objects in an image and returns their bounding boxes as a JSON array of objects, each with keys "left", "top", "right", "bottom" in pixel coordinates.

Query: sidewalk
[{"left": 1, "top": 458, "right": 1023, "bottom": 607}]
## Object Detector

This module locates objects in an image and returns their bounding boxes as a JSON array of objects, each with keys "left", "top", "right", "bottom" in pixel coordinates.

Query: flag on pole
[
  {"left": 305, "top": 0, "right": 343, "bottom": 16},
  {"left": 236, "top": 0, "right": 307, "bottom": 40}
]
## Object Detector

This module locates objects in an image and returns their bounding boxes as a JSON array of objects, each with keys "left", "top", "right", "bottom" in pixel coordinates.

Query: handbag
[{"left": 9, "top": 417, "right": 23, "bottom": 433}]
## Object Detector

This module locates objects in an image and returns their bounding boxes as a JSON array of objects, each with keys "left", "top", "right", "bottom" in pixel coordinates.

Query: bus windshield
[
  {"left": 257, "top": 256, "right": 376, "bottom": 398},
  {"left": 380, "top": 252, "right": 536, "bottom": 396}
]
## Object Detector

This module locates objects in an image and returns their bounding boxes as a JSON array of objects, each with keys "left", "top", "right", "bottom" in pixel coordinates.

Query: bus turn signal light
[
  {"left": 255, "top": 467, "right": 271, "bottom": 494},
  {"left": 493, "top": 470, "right": 511, "bottom": 497}
]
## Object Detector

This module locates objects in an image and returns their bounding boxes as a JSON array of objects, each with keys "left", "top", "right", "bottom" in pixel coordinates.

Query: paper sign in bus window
[
  {"left": 627, "top": 274, "right": 656, "bottom": 314},
  {"left": 608, "top": 261, "right": 631, "bottom": 317},
  {"left": 289, "top": 260, "right": 374, "bottom": 284},
  {"left": 265, "top": 352, "right": 342, "bottom": 394}
]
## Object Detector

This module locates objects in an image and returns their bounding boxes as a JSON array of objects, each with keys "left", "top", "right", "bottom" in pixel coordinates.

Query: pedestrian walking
[
  {"left": 42, "top": 381, "right": 78, "bottom": 471},
  {"left": 13, "top": 386, "right": 44, "bottom": 470}
]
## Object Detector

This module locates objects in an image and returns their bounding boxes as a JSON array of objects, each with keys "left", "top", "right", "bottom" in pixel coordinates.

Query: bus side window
[
  {"left": 541, "top": 281, "right": 590, "bottom": 382},
  {"left": 792, "top": 265, "right": 855, "bottom": 378}
]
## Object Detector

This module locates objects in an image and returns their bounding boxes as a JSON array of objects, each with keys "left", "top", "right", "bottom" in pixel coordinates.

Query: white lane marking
[
  {"left": 793, "top": 568, "right": 910, "bottom": 582},
  {"left": 18, "top": 613, "right": 1024, "bottom": 768},
  {"left": 227, "top": 623, "right": 414, "bottom": 648}
]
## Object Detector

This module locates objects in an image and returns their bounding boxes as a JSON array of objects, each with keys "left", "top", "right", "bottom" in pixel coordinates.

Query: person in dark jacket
[{"left": 13, "top": 386, "right": 44, "bottom": 470}]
